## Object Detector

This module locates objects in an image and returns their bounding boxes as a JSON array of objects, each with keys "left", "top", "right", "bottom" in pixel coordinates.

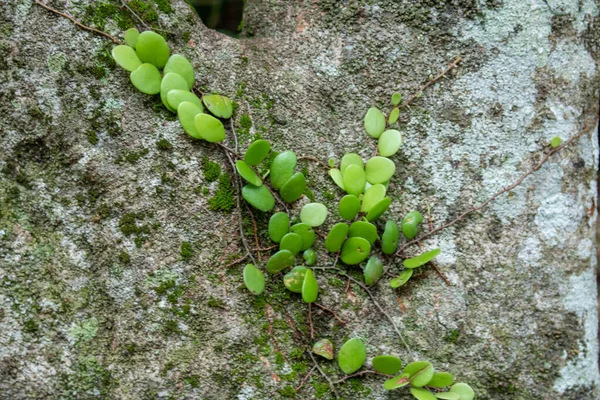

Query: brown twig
[
  {"left": 308, "top": 351, "right": 339, "bottom": 400},
  {"left": 430, "top": 261, "right": 450, "bottom": 286},
  {"left": 308, "top": 303, "right": 314, "bottom": 339},
  {"left": 295, "top": 365, "right": 317, "bottom": 392},
  {"left": 402, "top": 56, "right": 462, "bottom": 108},
  {"left": 253, "top": 244, "right": 278, "bottom": 252},
  {"left": 33, "top": 0, "right": 121, "bottom": 44},
  {"left": 397, "top": 121, "right": 591, "bottom": 254},
  {"left": 224, "top": 253, "right": 248, "bottom": 268},
  {"left": 314, "top": 303, "right": 346, "bottom": 325},
  {"left": 215, "top": 142, "right": 242, "bottom": 159},
  {"left": 333, "top": 370, "right": 393, "bottom": 384}
]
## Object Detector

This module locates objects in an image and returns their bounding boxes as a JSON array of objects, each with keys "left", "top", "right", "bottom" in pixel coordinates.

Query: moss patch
[{"left": 208, "top": 173, "right": 234, "bottom": 213}]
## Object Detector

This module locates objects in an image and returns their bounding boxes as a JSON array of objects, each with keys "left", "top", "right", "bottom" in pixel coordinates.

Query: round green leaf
[
  {"left": 402, "top": 211, "right": 423, "bottom": 240},
  {"left": 280, "top": 233, "right": 303, "bottom": 255},
  {"left": 364, "top": 107, "right": 386, "bottom": 138},
  {"left": 177, "top": 101, "right": 203, "bottom": 139},
  {"left": 124, "top": 28, "right": 139, "bottom": 48},
  {"left": 391, "top": 92, "right": 402, "bottom": 106},
  {"left": 270, "top": 151, "right": 297, "bottom": 189},
  {"left": 378, "top": 129, "right": 402, "bottom": 157},
  {"left": 312, "top": 338, "right": 334, "bottom": 360},
  {"left": 449, "top": 383, "right": 475, "bottom": 400},
  {"left": 243, "top": 264, "right": 265, "bottom": 295},
  {"left": 280, "top": 172, "right": 306, "bottom": 203},
  {"left": 202, "top": 94, "right": 233, "bottom": 119},
  {"left": 328, "top": 168, "right": 345, "bottom": 190},
  {"left": 164, "top": 54, "right": 195, "bottom": 89},
  {"left": 364, "top": 256, "right": 383, "bottom": 286},
  {"left": 337, "top": 338, "right": 366, "bottom": 374},
  {"left": 340, "top": 153, "right": 363, "bottom": 174},
  {"left": 325, "top": 223, "right": 349, "bottom": 253},
  {"left": 236, "top": 160, "right": 262, "bottom": 186},
  {"left": 348, "top": 221, "right": 378, "bottom": 245},
  {"left": 283, "top": 266, "right": 307, "bottom": 293},
  {"left": 339, "top": 195, "right": 361, "bottom": 220},
  {"left": 388, "top": 107, "right": 400, "bottom": 124},
  {"left": 390, "top": 269, "right": 413, "bottom": 289},
  {"left": 130, "top": 63, "right": 161, "bottom": 94},
  {"left": 112, "top": 45, "right": 142, "bottom": 72},
  {"left": 435, "top": 393, "right": 461, "bottom": 400},
  {"left": 384, "top": 373, "right": 410, "bottom": 390},
  {"left": 428, "top": 372, "right": 455, "bottom": 388},
  {"left": 303, "top": 249, "right": 316, "bottom": 266},
  {"left": 550, "top": 136, "right": 563, "bottom": 148},
  {"left": 410, "top": 388, "right": 437, "bottom": 400},
  {"left": 366, "top": 197, "right": 391, "bottom": 222},
  {"left": 302, "top": 269, "right": 318, "bottom": 303},
  {"left": 404, "top": 361, "right": 434, "bottom": 387},
  {"left": 266, "top": 250, "right": 295, "bottom": 274},
  {"left": 381, "top": 220, "right": 400, "bottom": 255},
  {"left": 372, "top": 355, "right": 402, "bottom": 375},
  {"left": 300, "top": 203, "right": 328, "bottom": 227},
  {"left": 135, "top": 31, "right": 170, "bottom": 68},
  {"left": 340, "top": 237, "right": 371, "bottom": 265},
  {"left": 242, "top": 184, "right": 275, "bottom": 212},
  {"left": 361, "top": 184, "right": 386, "bottom": 212},
  {"left": 365, "top": 156, "right": 395, "bottom": 184},
  {"left": 268, "top": 212, "right": 289, "bottom": 243},
  {"left": 194, "top": 113, "right": 225, "bottom": 142},
  {"left": 343, "top": 164, "right": 366, "bottom": 196},
  {"left": 244, "top": 140, "right": 271, "bottom": 166},
  {"left": 160, "top": 72, "right": 188, "bottom": 111},
  {"left": 167, "top": 89, "right": 203, "bottom": 111},
  {"left": 290, "top": 223, "right": 316, "bottom": 251},
  {"left": 403, "top": 249, "right": 440, "bottom": 269}
]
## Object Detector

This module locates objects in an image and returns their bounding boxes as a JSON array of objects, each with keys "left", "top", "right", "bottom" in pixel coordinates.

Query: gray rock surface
[{"left": 0, "top": 0, "right": 599, "bottom": 398}]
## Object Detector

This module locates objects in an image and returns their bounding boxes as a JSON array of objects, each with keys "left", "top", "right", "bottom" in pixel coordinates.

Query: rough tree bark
[{"left": 0, "top": 0, "right": 599, "bottom": 399}]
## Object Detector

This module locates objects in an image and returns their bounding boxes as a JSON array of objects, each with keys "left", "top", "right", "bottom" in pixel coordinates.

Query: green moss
[
  {"left": 184, "top": 375, "right": 200, "bottom": 388},
  {"left": 118, "top": 148, "right": 149, "bottom": 164},
  {"left": 240, "top": 114, "right": 252, "bottom": 130},
  {"left": 208, "top": 173, "right": 234, "bottom": 213},
  {"left": 69, "top": 318, "right": 99, "bottom": 343},
  {"left": 444, "top": 329, "right": 460, "bottom": 343},
  {"left": 128, "top": 0, "right": 159, "bottom": 24},
  {"left": 153, "top": 0, "right": 173, "bottom": 13},
  {"left": 86, "top": 131, "right": 99, "bottom": 145},
  {"left": 156, "top": 139, "right": 173, "bottom": 150},
  {"left": 119, "top": 212, "right": 150, "bottom": 236},
  {"left": 23, "top": 318, "right": 39, "bottom": 333},
  {"left": 207, "top": 296, "right": 226, "bottom": 309},
  {"left": 304, "top": 187, "right": 315, "bottom": 202},
  {"left": 328, "top": 278, "right": 345, "bottom": 288},
  {"left": 274, "top": 352, "right": 285, "bottom": 365},
  {"left": 278, "top": 385, "right": 296, "bottom": 398},
  {"left": 163, "top": 319, "right": 180, "bottom": 335},
  {"left": 61, "top": 356, "right": 115, "bottom": 396},
  {"left": 202, "top": 157, "right": 221, "bottom": 182},
  {"left": 118, "top": 251, "right": 131, "bottom": 265},
  {"left": 313, "top": 381, "right": 329, "bottom": 398},
  {"left": 83, "top": 1, "right": 134, "bottom": 31},
  {"left": 180, "top": 241, "right": 193, "bottom": 260}
]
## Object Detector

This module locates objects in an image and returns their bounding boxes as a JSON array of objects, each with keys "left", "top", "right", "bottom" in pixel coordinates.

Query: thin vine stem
[{"left": 308, "top": 350, "right": 339, "bottom": 400}]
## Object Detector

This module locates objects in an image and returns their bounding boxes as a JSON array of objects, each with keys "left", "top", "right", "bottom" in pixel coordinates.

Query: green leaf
[
  {"left": 410, "top": 388, "right": 437, "bottom": 400},
  {"left": 266, "top": 250, "right": 295, "bottom": 274},
  {"left": 243, "top": 264, "right": 265, "bottom": 295},
  {"left": 390, "top": 269, "right": 413, "bottom": 289},
  {"left": 365, "top": 156, "right": 395, "bottom": 184},
  {"left": 391, "top": 92, "right": 402, "bottom": 106},
  {"left": 283, "top": 266, "right": 307, "bottom": 293},
  {"left": 340, "top": 237, "right": 371, "bottom": 265},
  {"left": 280, "top": 172, "right": 306, "bottom": 203},
  {"left": 403, "top": 249, "right": 440, "bottom": 269},
  {"left": 449, "top": 383, "right": 475, "bottom": 400},
  {"left": 202, "top": 94, "right": 233, "bottom": 119},
  {"left": 364, "top": 256, "right": 383, "bottom": 286},
  {"left": 435, "top": 393, "right": 461, "bottom": 400},
  {"left": 339, "top": 195, "right": 361, "bottom": 221},
  {"left": 361, "top": 184, "right": 386, "bottom": 212},
  {"left": 236, "top": 160, "right": 262, "bottom": 186},
  {"left": 112, "top": 45, "right": 142, "bottom": 72},
  {"left": 372, "top": 355, "right": 402, "bottom": 375},
  {"left": 242, "top": 184, "right": 275, "bottom": 212},
  {"left": 324, "top": 223, "right": 349, "bottom": 253},
  {"left": 401, "top": 211, "right": 424, "bottom": 240},
  {"left": 270, "top": 151, "right": 297, "bottom": 189},
  {"left": 384, "top": 373, "right": 410, "bottom": 390},
  {"left": 130, "top": 63, "right": 161, "bottom": 94},
  {"left": 348, "top": 221, "right": 378, "bottom": 245},
  {"left": 428, "top": 372, "right": 455, "bottom": 388},
  {"left": 167, "top": 89, "right": 203, "bottom": 111},
  {"left": 366, "top": 197, "right": 391, "bottom": 222},
  {"left": 268, "top": 212, "right": 289, "bottom": 243},
  {"left": 343, "top": 164, "right": 366, "bottom": 196},
  {"left": 303, "top": 249, "right": 316, "bottom": 266},
  {"left": 312, "top": 338, "right": 334, "bottom": 360},
  {"left": 550, "top": 136, "right": 563, "bottom": 148},
  {"left": 364, "top": 107, "right": 386, "bottom": 138},
  {"left": 302, "top": 269, "right": 318, "bottom": 303},
  {"left": 160, "top": 72, "right": 188, "bottom": 111},
  {"left": 164, "top": 54, "right": 195, "bottom": 89},
  {"left": 381, "top": 220, "right": 400, "bottom": 255},
  {"left": 177, "top": 101, "right": 203, "bottom": 138},
  {"left": 194, "top": 113, "right": 225, "bottom": 142},
  {"left": 280, "top": 233, "right": 303, "bottom": 255},
  {"left": 135, "top": 31, "right": 170, "bottom": 68},
  {"left": 388, "top": 107, "right": 400, "bottom": 124},
  {"left": 124, "top": 28, "right": 139, "bottom": 48},
  {"left": 337, "top": 338, "right": 366, "bottom": 374},
  {"left": 340, "top": 153, "right": 363, "bottom": 174},
  {"left": 300, "top": 203, "right": 328, "bottom": 227},
  {"left": 404, "top": 361, "right": 434, "bottom": 387},
  {"left": 244, "top": 140, "right": 271, "bottom": 166},
  {"left": 290, "top": 223, "right": 316, "bottom": 251},
  {"left": 378, "top": 129, "right": 402, "bottom": 157},
  {"left": 328, "top": 168, "right": 345, "bottom": 190}
]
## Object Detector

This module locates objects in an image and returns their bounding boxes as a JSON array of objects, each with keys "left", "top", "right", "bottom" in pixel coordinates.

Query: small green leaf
[
  {"left": 135, "top": 31, "right": 170, "bottom": 68},
  {"left": 242, "top": 184, "right": 275, "bottom": 212},
  {"left": 164, "top": 54, "right": 195, "bottom": 89},
  {"left": 160, "top": 72, "right": 188, "bottom": 111},
  {"left": 302, "top": 269, "right": 318, "bottom": 303},
  {"left": 312, "top": 338, "right": 334, "bottom": 360},
  {"left": 270, "top": 151, "right": 297, "bottom": 189},
  {"left": 340, "top": 237, "right": 371, "bottom": 265},
  {"left": 435, "top": 393, "right": 461, "bottom": 400},
  {"left": 390, "top": 269, "right": 413, "bottom": 289},
  {"left": 365, "top": 197, "right": 391, "bottom": 222},
  {"left": 340, "top": 153, "right": 363, "bottom": 174},
  {"left": 550, "top": 136, "right": 563, "bottom": 148},
  {"left": 202, "top": 94, "right": 233, "bottom": 119},
  {"left": 348, "top": 221, "right": 378, "bottom": 245},
  {"left": 428, "top": 372, "right": 455, "bottom": 388},
  {"left": 401, "top": 211, "right": 424, "bottom": 240},
  {"left": 403, "top": 249, "right": 440, "bottom": 269},
  {"left": 365, "top": 156, "right": 395, "bottom": 184},
  {"left": 236, "top": 160, "right": 262, "bottom": 186},
  {"left": 328, "top": 158, "right": 335, "bottom": 168},
  {"left": 300, "top": 203, "right": 328, "bottom": 227},
  {"left": 244, "top": 140, "right": 271, "bottom": 166},
  {"left": 391, "top": 92, "right": 402, "bottom": 106},
  {"left": 381, "top": 220, "right": 400, "bottom": 255},
  {"left": 268, "top": 212, "right": 289, "bottom": 243},
  {"left": 384, "top": 373, "right": 410, "bottom": 390},
  {"left": 449, "top": 383, "right": 475, "bottom": 400},
  {"left": 290, "top": 223, "right": 316, "bottom": 251},
  {"left": 280, "top": 172, "right": 306, "bottom": 203},
  {"left": 410, "top": 388, "right": 437, "bottom": 400},
  {"left": 130, "top": 63, "right": 161, "bottom": 94},
  {"left": 303, "top": 249, "right": 316, "bottom": 266},
  {"left": 337, "top": 338, "right": 366, "bottom": 374},
  {"left": 364, "top": 107, "right": 386, "bottom": 138},
  {"left": 124, "top": 28, "right": 139, "bottom": 48},
  {"left": 280, "top": 233, "right": 303, "bottom": 255},
  {"left": 378, "top": 129, "right": 402, "bottom": 157},
  {"left": 328, "top": 168, "right": 345, "bottom": 190},
  {"left": 325, "top": 223, "right": 349, "bottom": 253},
  {"left": 283, "top": 266, "right": 307, "bottom": 293},
  {"left": 266, "top": 250, "right": 295, "bottom": 274},
  {"left": 388, "top": 107, "right": 400, "bottom": 124},
  {"left": 194, "top": 113, "right": 225, "bottom": 142},
  {"left": 343, "top": 164, "right": 366, "bottom": 196},
  {"left": 404, "top": 361, "right": 434, "bottom": 387},
  {"left": 372, "top": 355, "right": 402, "bottom": 375},
  {"left": 364, "top": 256, "right": 383, "bottom": 286},
  {"left": 243, "top": 264, "right": 265, "bottom": 295},
  {"left": 339, "top": 195, "right": 361, "bottom": 220},
  {"left": 112, "top": 45, "right": 142, "bottom": 72},
  {"left": 167, "top": 89, "right": 203, "bottom": 111},
  {"left": 177, "top": 101, "right": 203, "bottom": 138},
  {"left": 361, "top": 184, "right": 386, "bottom": 212}
]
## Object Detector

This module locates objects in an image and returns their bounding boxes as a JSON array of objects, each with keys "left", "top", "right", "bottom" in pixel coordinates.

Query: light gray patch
[{"left": 534, "top": 193, "right": 581, "bottom": 247}]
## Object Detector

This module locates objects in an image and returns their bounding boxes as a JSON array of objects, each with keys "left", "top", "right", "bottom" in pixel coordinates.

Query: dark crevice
[{"left": 187, "top": 0, "right": 244, "bottom": 37}]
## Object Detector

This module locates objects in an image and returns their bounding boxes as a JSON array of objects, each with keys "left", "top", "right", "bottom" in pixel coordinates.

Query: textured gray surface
[{"left": 0, "top": 0, "right": 599, "bottom": 399}]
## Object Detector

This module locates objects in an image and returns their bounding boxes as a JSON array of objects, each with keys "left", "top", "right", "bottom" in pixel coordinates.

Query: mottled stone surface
[{"left": 0, "top": 0, "right": 599, "bottom": 399}]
